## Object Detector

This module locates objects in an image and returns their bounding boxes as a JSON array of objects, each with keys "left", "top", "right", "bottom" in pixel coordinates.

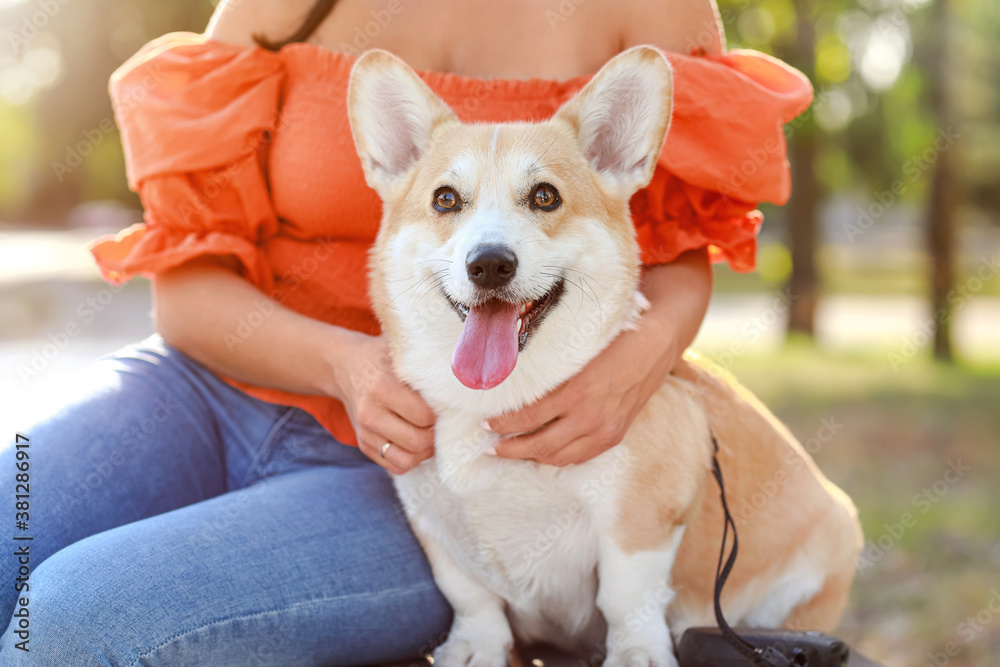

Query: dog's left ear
[
  {"left": 554, "top": 45, "right": 673, "bottom": 195},
  {"left": 348, "top": 49, "right": 458, "bottom": 199}
]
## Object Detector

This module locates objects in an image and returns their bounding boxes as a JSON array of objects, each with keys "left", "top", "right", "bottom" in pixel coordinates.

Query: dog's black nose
[{"left": 466, "top": 244, "right": 518, "bottom": 289}]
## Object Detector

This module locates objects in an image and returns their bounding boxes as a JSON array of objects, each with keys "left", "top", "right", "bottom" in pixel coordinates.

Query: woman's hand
[
  {"left": 331, "top": 332, "right": 437, "bottom": 475},
  {"left": 488, "top": 317, "right": 677, "bottom": 466},
  {"left": 487, "top": 250, "right": 712, "bottom": 466},
  {"left": 155, "top": 258, "right": 436, "bottom": 476}
]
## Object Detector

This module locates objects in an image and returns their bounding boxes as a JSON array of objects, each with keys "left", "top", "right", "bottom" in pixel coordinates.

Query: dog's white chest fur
[{"left": 394, "top": 417, "right": 624, "bottom": 649}]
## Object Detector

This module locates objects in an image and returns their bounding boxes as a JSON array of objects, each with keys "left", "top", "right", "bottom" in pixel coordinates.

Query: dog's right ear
[
  {"left": 554, "top": 45, "right": 673, "bottom": 197},
  {"left": 348, "top": 49, "right": 458, "bottom": 199}
]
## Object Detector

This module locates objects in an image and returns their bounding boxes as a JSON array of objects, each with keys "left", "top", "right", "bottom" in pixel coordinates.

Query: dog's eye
[
  {"left": 531, "top": 183, "right": 561, "bottom": 211},
  {"left": 433, "top": 186, "right": 461, "bottom": 212}
]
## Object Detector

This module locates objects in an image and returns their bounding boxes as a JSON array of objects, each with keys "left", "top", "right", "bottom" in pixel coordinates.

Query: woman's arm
[
  {"left": 490, "top": 249, "right": 713, "bottom": 466},
  {"left": 154, "top": 256, "right": 350, "bottom": 398},
  {"left": 154, "top": 257, "right": 436, "bottom": 476},
  {"left": 140, "top": 1, "right": 437, "bottom": 476}
]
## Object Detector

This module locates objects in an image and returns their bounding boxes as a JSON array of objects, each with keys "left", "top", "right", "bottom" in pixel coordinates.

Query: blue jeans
[{"left": 0, "top": 335, "right": 451, "bottom": 666}]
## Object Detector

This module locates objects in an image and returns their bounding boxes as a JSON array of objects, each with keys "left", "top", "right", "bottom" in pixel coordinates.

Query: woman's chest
[
  {"left": 310, "top": 0, "right": 624, "bottom": 81},
  {"left": 268, "top": 64, "right": 382, "bottom": 242}
]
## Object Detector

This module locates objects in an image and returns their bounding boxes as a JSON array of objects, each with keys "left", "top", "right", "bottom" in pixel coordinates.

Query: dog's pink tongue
[{"left": 452, "top": 300, "right": 519, "bottom": 390}]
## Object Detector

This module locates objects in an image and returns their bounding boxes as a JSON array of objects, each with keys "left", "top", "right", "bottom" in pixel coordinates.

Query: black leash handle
[{"left": 709, "top": 433, "right": 791, "bottom": 667}]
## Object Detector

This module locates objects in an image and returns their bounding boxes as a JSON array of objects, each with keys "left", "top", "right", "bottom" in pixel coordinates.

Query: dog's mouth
[{"left": 445, "top": 279, "right": 565, "bottom": 390}]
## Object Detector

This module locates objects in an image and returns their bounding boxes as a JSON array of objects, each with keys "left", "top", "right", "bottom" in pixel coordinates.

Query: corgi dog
[{"left": 347, "top": 46, "right": 862, "bottom": 667}]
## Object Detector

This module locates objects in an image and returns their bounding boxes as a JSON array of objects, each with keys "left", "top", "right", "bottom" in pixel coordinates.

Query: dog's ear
[
  {"left": 554, "top": 45, "right": 673, "bottom": 195},
  {"left": 348, "top": 49, "right": 458, "bottom": 198}
]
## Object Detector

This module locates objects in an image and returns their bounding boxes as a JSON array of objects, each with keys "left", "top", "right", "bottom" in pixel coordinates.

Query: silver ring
[{"left": 380, "top": 442, "right": 392, "bottom": 459}]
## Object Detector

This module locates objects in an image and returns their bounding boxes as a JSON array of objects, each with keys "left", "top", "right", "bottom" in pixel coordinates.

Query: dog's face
[{"left": 348, "top": 47, "right": 672, "bottom": 404}]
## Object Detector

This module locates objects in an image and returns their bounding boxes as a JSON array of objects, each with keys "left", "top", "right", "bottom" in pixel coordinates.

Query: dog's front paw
[
  {"left": 432, "top": 635, "right": 511, "bottom": 667},
  {"left": 602, "top": 646, "right": 678, "bottom": 667}
]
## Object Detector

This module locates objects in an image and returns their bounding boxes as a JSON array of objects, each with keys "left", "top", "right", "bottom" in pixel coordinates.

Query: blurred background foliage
[
  {"left": 0, "top": 1, "right": 213, "bottom": 221},
  {"left": 717, "top": 0, "right": 999, "bottom": 209},
  {"left": 712, "top": 0, "right": 1000, "bottom": 360}
]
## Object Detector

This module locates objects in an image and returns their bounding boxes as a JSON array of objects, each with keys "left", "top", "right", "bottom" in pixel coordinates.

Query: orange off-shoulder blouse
[{"left": 89, "top": 32, "right": 813, "bottom": 445}]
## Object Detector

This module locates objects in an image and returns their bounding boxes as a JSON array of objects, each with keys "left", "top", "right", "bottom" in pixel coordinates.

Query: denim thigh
[{"left": 0, "top": 335, "right": 451, "bottom": 665}]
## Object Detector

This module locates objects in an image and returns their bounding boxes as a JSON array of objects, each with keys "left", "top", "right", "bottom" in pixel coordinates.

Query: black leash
[{"left": 709, "top": 433, "right": 791, "bottom": 667}]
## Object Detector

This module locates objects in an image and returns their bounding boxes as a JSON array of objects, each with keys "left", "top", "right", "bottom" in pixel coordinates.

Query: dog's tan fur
[
  {"left": 662, "top": 357, "right": 860, "bottom": 631},
  {"left": 348, "top": 46, "right": 862, "bottom": 666}
]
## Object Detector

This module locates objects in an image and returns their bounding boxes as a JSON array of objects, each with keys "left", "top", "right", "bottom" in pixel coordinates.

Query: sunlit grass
[{"left": 723, "top": 343, "right": 1000, "bottom": 665}]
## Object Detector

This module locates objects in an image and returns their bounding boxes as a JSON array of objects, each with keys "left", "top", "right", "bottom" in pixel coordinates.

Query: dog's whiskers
[
  {"left": 579, "top": 274, "right": 604, "bottom": 333},
  {"left": 384, "top": 274, "right": 426, "bottom": 283},
  {"left": 541, "top": 265, "right": 604, "bottom": 332},
  {"left": 410, "top": 269, "right": 449, "bottom": 308},
  {"left": 383, "top": 269, "right": 450, "bottom": 315},
  {"left": 514, "top": 237, "right": 544, "bottom": 249},
  {"left": 539, "top": 271, "right": 581, "bottom": 321}
]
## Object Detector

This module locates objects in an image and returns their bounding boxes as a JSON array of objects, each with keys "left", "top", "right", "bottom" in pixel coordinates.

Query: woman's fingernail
[
  {"left": 485, "top": 447, "right": 498, "bottom": 456},
  {"left": 480, "top": 420, "right": 492, "bottom": 432}
]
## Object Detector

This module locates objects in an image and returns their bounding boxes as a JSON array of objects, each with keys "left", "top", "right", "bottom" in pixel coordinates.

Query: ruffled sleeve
[
  {"left": 632, "top": 49, "right": 813, "bottom": 271},
  {"left": 88, "top": 33, "right": 285, "bottom": 291}
]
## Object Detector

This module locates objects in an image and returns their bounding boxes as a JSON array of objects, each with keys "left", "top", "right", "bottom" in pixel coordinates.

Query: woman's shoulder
[
  {"left": 618, "top": 0, "right": 724, "bottom": 55},
  {"left": 206, "top": 0, "right": 317, "bottom": 48}
]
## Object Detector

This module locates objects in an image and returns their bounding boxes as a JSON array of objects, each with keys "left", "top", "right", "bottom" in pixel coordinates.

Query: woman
[{"left": 0, "top": 0, "right": 810, "bottom": 664}]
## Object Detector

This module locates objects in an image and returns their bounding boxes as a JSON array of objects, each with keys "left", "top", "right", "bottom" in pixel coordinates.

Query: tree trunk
[
  {"left": 787, "top": 134, "right": 820, "bottom": 335},
  {"left": 927, "top": 0, "right": 955, "bottom": 362},
  {"left": 786, "top": 1, "right": 819, "bottom": 336}
]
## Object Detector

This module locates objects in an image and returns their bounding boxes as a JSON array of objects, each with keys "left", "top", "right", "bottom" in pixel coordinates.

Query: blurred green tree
[
  {"left": 925, "top": 0, "right": 956, "bottom": 361},
  {"left": 717, "top": 0, "right": 992, "bottom": 359},
  {"left": 0, "top": 0, "right": 213, "bottom": 225}
]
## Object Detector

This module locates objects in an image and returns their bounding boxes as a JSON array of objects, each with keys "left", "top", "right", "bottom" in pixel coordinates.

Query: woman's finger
[
  {"left": 484, "top": 386, "right": 572, "bottom": 436},
  {"left": 538, "top": 433, "right": 612, "bottom": 467},
  {"left": 363, "top": 404, "right": 435, "bottom": 457},
  {"left": 382, "top": 376, "right": 437, "bottom": 429},
  {"left": 358, "top": 433, "right": 415, "bottom": 475},
  {"left": 358, "top": 438, "right": 406, "bottom": 475},
  {"left": 494, "top": 415, "right": 583, "bottom": 463}
]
